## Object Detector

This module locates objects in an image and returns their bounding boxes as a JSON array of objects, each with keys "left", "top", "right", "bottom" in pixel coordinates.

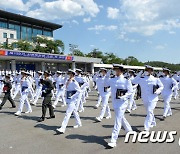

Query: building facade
[
  {"left": 0, "top": 9, "right": 62, "bottom": 45},
  {"left": 0, "top": 49, "right": 101, "bottom": 73},
  {"left": 0, "top": 10, "right": 102, "bottom": 73}
]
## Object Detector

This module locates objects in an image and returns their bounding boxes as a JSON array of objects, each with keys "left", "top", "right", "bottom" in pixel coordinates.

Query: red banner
[{"left": 0, "top": 50, "right": 6, "bottom": 56}]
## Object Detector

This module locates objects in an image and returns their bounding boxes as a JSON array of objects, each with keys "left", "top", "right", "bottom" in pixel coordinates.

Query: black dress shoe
[
  {"left": 12, "top": 106, "right": 16, "bottom": 108},
  {"left": 0, "top": 106, "right": 2, "bottom": 110},
  {"left": 38, "top": 117, "right": 45, "bottom": 122},
  {"left": 47, "top": 115, "right": 55, "bottom": 119}
]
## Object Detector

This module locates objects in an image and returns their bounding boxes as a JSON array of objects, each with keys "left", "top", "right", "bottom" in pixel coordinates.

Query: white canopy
[{"left": 94, "top": 63, "right": 163, "bottom": 71}]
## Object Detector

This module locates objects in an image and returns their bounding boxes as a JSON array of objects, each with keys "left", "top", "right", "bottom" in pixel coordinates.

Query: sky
[{"left": 0, "top": 0, "right": 180, "bottom": 64}]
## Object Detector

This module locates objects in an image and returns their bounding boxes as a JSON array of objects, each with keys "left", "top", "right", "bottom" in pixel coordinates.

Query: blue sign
[{"left": 6, "top": 50, "right": 74, "bottom": 61}]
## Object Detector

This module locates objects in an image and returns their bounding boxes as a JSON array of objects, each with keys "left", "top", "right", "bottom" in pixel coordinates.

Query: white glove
[
  {"left": 119, "top": 95, "right": 127, "bottom": 101},
  {"left": 154, "top": 89, "right": 161, "bottom": 95},
  {"left": 42, "top": 90, "right": 46, "bottom": 93},
  {"left": 137, "top": 70, "right": 143, "bottom": 77},
  {"left": 106, "top": 70, "right": 111, "bottom": 78}
]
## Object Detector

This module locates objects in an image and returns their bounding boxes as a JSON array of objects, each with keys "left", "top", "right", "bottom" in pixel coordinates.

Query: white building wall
[{"left": 0, "top": 28, "right": 17, "bottom": 45}]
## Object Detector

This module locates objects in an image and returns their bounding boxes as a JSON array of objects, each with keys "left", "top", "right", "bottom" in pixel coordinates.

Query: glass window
[
  {"left": 33, "top": 28, "right": 42, "bottom": 37},
  {"left": 21, "top": 26, "right": 33, "bottom": 41},
  {"left": 9, "top": 24, "right": 20, "bottom": 39},
  {"left": 3, "top": 42, "right": 7, "bottom": 46},
  {"left": 43, "top": 30, "right": 53, "bottom": 37},
  {"left": 10, "top": 34, "right": 14, "bottom": 39},
  {"left": 14, "top": 25, "right": 20, "bottom": 39},
  {"left": 0, "top": 21, "right": 8, "bottom": 28},
  {"left": 3, "top": 33, "right": 7, "bottom": 38}
]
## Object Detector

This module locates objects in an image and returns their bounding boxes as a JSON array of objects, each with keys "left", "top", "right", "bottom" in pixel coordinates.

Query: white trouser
[
  {"left": 0, "top": 83, "right": 4, "bottom": 96},
  {"left": 111, "top": 101, "right": 132, "bottom": 143},
  {"left": 143, "top": 100, "right": 157, "bottom": 130},
  {"left": 76, "top": 92, "right": 84, "bottom": 111},
  {"left": 82, "top": 90, "right": 86, "bottom": 103},
  {"left": 85, "top": 89, "right": 89, "bottom": 98},
  {"left": 173, "top": 88, "right": 179, "bottom": 99},
  {"left": 127, "top": 91, "right": 136, "bottom": 110},
  {"left": 33, "top": 86, "right": 42, "bottom": 104},
  {"left": 96, "top": 95, "right": 102, "bottom": 106},
  {"left": 52, "top": 90, "right": 56, "bottom": 99},
  {"left": 29, "top": 87, "right": 34, "bottom": 100},
  {"left": 61, "top": 102, "right": 81, "bottom": 131},
  {"left": 53, "top": 90, "right": 66, "bottom": 106},
  {"left": 18, "top": 91, "right": 32, "bottom": 112},
  {"left": 163, "top": 95, "right": 172, "bottom": 117},
  {"left": 99, "top": 95, "right": 111, "bottom": 119},
  {"left": 11, "top": 82, "right": 16, "bottom": 95},
  {"left": 12, "top": 84, "right": 21, "bottom": 99}
]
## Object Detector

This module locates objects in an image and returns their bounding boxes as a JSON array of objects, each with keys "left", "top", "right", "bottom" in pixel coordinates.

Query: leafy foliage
[
  {"left": 145, "top": 61, "right": 180, "bottom": 71},
  {"left": 0, "top": 39, "right": 179, "bottom": 70},
  {"left": 69, "top": 49, "right": 85, "bottom": 56}
]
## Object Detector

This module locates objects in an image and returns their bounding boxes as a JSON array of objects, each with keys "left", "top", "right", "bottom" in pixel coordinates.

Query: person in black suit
[
  {"left": 38, "top": 71, "right": 55, "bottom": 122},
  {"left": 0, "top": 75, "right": 16, "bottom": 110}
]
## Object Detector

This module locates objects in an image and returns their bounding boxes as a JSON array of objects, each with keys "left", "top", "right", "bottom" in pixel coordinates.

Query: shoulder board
[
  {"left": 110, "top": 75, "right": 115, "bottom": 78},
  {"left": 72, "top": 79, "right": 75, "bottom": 82},
  {"left": 124, "top": 76, "right": 130, "bottom": 80}
]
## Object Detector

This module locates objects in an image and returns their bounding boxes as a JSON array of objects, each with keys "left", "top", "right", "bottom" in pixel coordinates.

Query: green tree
[
  {"left": 32, "top": 36, "right": 64, "bottom": 54},
  {"left": 69, "top": 49, "right": 85, "bottom": 56},
  {"left": 0, "top": 43, "right": 14, "bottom": 50},
  {"left": 145, "top": 61, "right": 180, "bottom": 71},
  {"left": 103, "top": 53, "right": 123, "bottom": 64},
  {"left": 12, "top": 40, "right": 33, "bottom": 51},
  {"left": 86, "top": 48, "right": 104, "bottom": 58},
  {"left": 123, "top": 56, "right": 144, "bottom": 66}
]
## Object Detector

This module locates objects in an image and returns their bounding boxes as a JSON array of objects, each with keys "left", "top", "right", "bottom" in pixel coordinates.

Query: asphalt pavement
[{"left": 0, "top": 89, "right": 180, "bottom": 154}]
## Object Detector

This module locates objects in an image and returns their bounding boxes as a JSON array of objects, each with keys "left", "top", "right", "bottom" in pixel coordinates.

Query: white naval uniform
[
  {"left": 0, "top": 75, "right": 4, "bottom": 96},
  {"left": 127, "top": 76, "right": 138, "bottom": 112},
  {"left": 53, "top": 75, "right": 66, "bottom": 107},
  {"left": 133, "top": 74, "right": 164, "bottom": 131},
  {"left": 105, "top": 74, "right": 133, "bottom": 143},
  {"left": 96, "top": 75, "right": 111, "bottom": 120},
  {"left": 172, "top": 74, "right": 179, "bottom": 99},
  {"left": 59, "top": 79, "right": 82, "bottom": 132},
  {"left": 12, "top": 74, "right": 22, "bottom": 99},
  {"left": 160, "top": 75, "right": 178, "bottom": 117},
  {"left": 29, "top": 76, "right": 35, "bottom": 101},
  {"left": 32, "top": 75, "right": 43, "bottom": 105},
  {"left": 75, "top": 75, "right": 88, "bottom": 112},
  {"left": 17, "top": 77, "right": 32, "bottom": 113}
]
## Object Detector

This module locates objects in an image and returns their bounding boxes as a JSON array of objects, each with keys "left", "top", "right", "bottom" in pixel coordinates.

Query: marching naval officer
[
  {"left": 126, "top": 70, "right": 138, "bottom": 113},
  {"left": 31, "top": 71, "right": 43, "bottom": 106},
  {"left": 95, "top": 68, "right": 111, "bottom": 122},
  {"left": 15, "top": 71, "right": 32, "bottom": 116},
  {"left": 160, "top": 68, "right": 178, "bottom": 119},
  {"left": 38, "top": 71, "right": 55, "bottom": 122},
  {"left": 56, "top": 69, "right": 82, "bottom": 134},
  {"left": 52, "top": 71, "right": 66, "bottom": 108},
  {"left": 0, "top": 75, "right": 16, "bottom": 110},
  {"left": 105, "top": 64, "right": 133, "bottom": 148},
  {"left": 133, "top": 65, "right": 164, "bottom": 131},
  {"left": 12, "top": 72, "right": 21, "bottom": 99}
]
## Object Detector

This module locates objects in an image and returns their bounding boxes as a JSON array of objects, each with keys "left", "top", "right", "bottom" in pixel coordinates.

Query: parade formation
[{"left": 0, "top": 64, "right": 179, "bottom": 148}]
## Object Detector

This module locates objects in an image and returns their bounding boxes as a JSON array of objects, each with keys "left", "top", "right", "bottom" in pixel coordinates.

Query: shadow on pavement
[
  {"left": 66, "top": 134, "right": 111, "bottom": 148},
  {"left": 129, "top": 114, "right": 146, "bottom": 117},
  {"left": 0, "top": 111, "right": 15, "bottom": 115},
  {"left": 80, "top": 116, "right": 97, "bottom": 122},
  {"left": 102, "top": 124, "right": 113, "bottom": 128},
  {"left": 18, "top": 115, "right": 39, "bottom": 121},
  {"left": 34, "top": 123, "right": 58, "bottom": 132}
]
